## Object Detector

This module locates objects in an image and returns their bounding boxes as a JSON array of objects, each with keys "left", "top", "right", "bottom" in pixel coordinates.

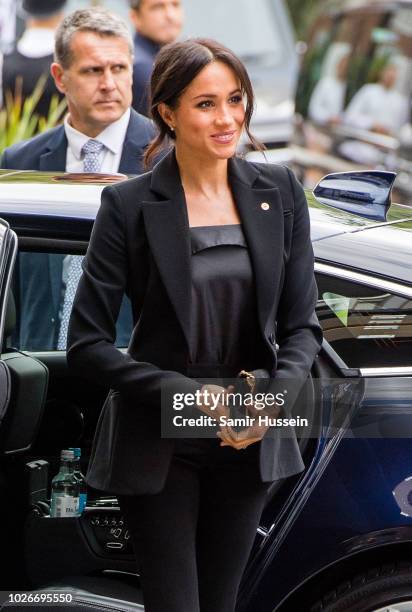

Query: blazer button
[{"left": 261, "top": 202, "right": 270, "bottom": 211}]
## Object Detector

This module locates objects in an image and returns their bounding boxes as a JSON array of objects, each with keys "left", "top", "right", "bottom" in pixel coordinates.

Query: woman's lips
[{"left": 210, "top": 131, "right": 236, "bottom": 144}]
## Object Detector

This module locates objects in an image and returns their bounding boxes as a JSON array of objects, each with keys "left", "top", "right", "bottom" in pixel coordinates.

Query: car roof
[
  {"left": 0, "top": 170, "right": 110, "bottom": 241},
  {"left": 307, "top": 191, "right": 412, "bottom": 286},
  {"left": 0, "top": 170, "right": 105, "bottom": 218},
  {"left": 0, "top": 170, "right": 411, "bottom": 286}
]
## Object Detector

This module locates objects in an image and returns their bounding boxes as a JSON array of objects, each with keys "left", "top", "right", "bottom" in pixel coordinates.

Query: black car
[{"left": 0, "top": 168, "right": 411, "bottom": 611}]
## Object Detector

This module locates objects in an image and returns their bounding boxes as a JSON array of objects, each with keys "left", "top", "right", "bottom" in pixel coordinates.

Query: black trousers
[{"left": 118, "top": 438, "right": 270, "bottom": 612}]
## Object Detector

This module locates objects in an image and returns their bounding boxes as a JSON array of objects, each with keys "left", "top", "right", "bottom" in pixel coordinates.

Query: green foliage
[
  {"left": 286, "top": 0, "right": 322, "bottom": 39},
  {"left": 295, "top": 40, "right": 330, "bottom": 117},
  {"left": 0, "top": 74, "right": 67, "bottom": 154}
]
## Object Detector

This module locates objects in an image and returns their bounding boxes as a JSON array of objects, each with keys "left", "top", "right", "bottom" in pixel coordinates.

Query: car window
[
  {"left": 316, "top": 272, "right": 412, "bottom": 369},
  {"left": 7, "top": 251, "right": 133, "bottom": 352}
]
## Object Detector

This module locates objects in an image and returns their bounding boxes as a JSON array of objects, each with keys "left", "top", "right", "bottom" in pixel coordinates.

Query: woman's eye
[
  {"left": 197, "top": 100, "right": 213, "bottom": 109},
  {"left": 229, "top": 95, "right": 243, "bottom": 104}
]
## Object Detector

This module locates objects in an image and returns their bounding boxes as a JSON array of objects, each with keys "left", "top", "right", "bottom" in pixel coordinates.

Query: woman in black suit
[{"left": 67, "top": 38, "right": 322, "bottom": 612}]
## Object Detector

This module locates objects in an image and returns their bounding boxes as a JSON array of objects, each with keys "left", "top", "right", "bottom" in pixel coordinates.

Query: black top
[
  {"left": 175, "top": 224, "right": 261, "bottom": 455},
  {"left": 188, "top": 224, "right": 260, "bottom": 378}
]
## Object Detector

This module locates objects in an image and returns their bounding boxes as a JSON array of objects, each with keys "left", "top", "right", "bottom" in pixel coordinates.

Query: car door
[
  {"left": 0, "top": 217, "right": 19, "bottom": 590},
  {"left": 0, "top": 216, "right": 17, "bottom": 432},
  {"left": 237, "top": 263, "right": 412, "bottom": 611},
  {"left": 0, "top": 216, "right": 18, "bottom": 437}
]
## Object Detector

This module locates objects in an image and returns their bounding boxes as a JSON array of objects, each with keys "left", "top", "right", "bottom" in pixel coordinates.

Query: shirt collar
[
  {"left": 64, "top": 108, "right": 131, "bottom": 160},
  {"left": 17, "top": 27, "right": 55, "bottom": 58}
]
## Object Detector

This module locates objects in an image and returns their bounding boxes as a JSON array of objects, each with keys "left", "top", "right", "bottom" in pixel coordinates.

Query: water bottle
[
  {"left": 69, "top": 447, "right": 87, "bottom": 513},
  {"left": 50, "top": 449, "right": 80, "bottom": 518}
]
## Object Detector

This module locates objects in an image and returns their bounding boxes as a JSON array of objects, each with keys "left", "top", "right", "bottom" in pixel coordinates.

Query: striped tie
[{"left": 57, "top": 140, "right": 105, "bottom": 349}]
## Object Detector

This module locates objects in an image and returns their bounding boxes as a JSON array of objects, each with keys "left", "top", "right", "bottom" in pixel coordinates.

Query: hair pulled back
[{"left": 144, "top": 38, "right": 263, "bottom": 168}]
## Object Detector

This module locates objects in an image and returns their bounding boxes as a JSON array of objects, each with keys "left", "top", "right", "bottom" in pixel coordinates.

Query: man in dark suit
[
  {"left": 129, "top": 0, "right": 183, "bottom": 115},
  {"left": 1, "top": 7, "right": 155, "bottom": 351}
]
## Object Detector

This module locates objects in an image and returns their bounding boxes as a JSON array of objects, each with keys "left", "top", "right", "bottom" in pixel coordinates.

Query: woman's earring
[{"left": 170, "top": 126, "right": 175, "bottom": 132}]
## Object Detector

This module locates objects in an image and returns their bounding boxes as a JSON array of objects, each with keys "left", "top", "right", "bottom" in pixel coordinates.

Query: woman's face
[{"left": 166, "top": 60, "right": 246, "bottom": 161}]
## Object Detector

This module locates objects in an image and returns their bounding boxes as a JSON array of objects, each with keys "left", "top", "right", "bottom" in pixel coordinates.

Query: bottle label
[{"left": 51, "top": 495, "right": 79, "bottom": 518}]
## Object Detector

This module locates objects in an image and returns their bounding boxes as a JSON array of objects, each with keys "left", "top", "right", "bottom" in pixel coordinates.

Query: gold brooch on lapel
[{"left": 260, "top": 202, "right": 270, "bottom": 211}]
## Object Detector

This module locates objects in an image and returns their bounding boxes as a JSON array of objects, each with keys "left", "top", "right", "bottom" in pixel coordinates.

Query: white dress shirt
[
  {"left": 340, "top": 83, "right": 410, "bottom": 165},
  {"left": 60, "top": 108, "right": 131, "bottom": 323},
  {"left": 343, "top": 83, "right": 409, "bottom": 135},
  {"left": 64, "top": 107, "right": 131, "bottom": 174}
]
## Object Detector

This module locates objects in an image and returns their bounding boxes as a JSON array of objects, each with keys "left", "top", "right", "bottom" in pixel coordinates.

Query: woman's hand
[
  {"left": 217, "top": 422, "right": 270, "bottom": 450},
  {"left": 216, "top": 383, "right": 278, "bottom": 450},
  {"left": 213, "top": 384, "right": 267, "bottom": 449},
  {"left": 197, "top": 384, "right": 273, "bottom": 450}
]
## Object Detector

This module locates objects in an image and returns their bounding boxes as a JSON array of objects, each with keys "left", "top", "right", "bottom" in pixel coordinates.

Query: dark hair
[{"left": 144, "top": 38, "right": 264, "bottom": 168}]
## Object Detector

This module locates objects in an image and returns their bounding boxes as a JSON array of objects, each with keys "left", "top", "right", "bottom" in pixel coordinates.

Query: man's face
[
  {"left": 381, "top": 65, "right": 397, "bottom": 89},
  {"left": 51, "top": 31, "right": 133, "bottom": 137},
  {"left": 130, "top": 0, "right": 183, "bottom": 46}
]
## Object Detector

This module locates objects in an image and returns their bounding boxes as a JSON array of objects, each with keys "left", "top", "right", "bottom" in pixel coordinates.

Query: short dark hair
[
  {"left": 144, "top": 38, "right": 263, "bottom": 167},
  {"left": 129, "top": 0, "right": 143, "bottom": 10}
]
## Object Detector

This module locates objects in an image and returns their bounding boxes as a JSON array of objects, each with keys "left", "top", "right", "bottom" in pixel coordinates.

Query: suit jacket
[
  {"left": 1, "top": 109, "right": 155, "bottom": 350},
  {"left": 131, "top": 32, "right": 160, "bottom": 116},
  {"left": 67, "top": 150, "right": 323, "bottom": 495}
]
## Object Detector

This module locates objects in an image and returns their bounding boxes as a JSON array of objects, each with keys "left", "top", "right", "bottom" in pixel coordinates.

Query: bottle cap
[{"left": 61, "top": 449, "right": 75, "bottom": 461}]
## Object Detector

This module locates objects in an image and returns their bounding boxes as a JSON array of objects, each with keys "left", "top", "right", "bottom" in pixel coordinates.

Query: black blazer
[
  {"left": 67, "top": 150, "right": 323, "bottom": 495},
  {"left": 1, "top": 109, "right": 155, "bottom": 350}
]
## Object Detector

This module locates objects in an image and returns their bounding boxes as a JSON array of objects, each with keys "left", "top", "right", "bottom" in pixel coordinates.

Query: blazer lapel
[
  {"left": 228, "top": 157, "right": 284, "bottom": 338},
  {"left": 39, "top": 127, "right": 67, "bottom": 171},
  {"left": 119, "top": 139, "right": 142, "bottom": 175},
  {"left": 141, "top": 151, "right": 192, "bottom": 349},
  {"left": 140, "top": 151, "right": 285, "bottom": 352}
]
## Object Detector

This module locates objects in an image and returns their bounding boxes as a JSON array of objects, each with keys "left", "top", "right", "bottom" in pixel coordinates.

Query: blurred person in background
[
  {"left": 1, "top": 7, "right": 155, "bottom": 352},
  {"left": 340, "top": 62, "right": 409, "bottom": 164},
  {"left": 0, "top": 0, "right": 17, "bottom": 55},
  {"left": 308, "top": 52, "right": 349, "bottom": 127},
  {"left": 304, "top": 52, "right": 350, "bottom": 187},
  {"left": 1, "top": 0, "right": 66, "bottom": 119},
  {"left": 343, "top": 62, "right": 409, "bottom": 136},
  {"left": 129, "top": 0, "right": 183, "bottom": 115},
  {"left": 0, "top": 0, "right": 18, "bottom": 105}
]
